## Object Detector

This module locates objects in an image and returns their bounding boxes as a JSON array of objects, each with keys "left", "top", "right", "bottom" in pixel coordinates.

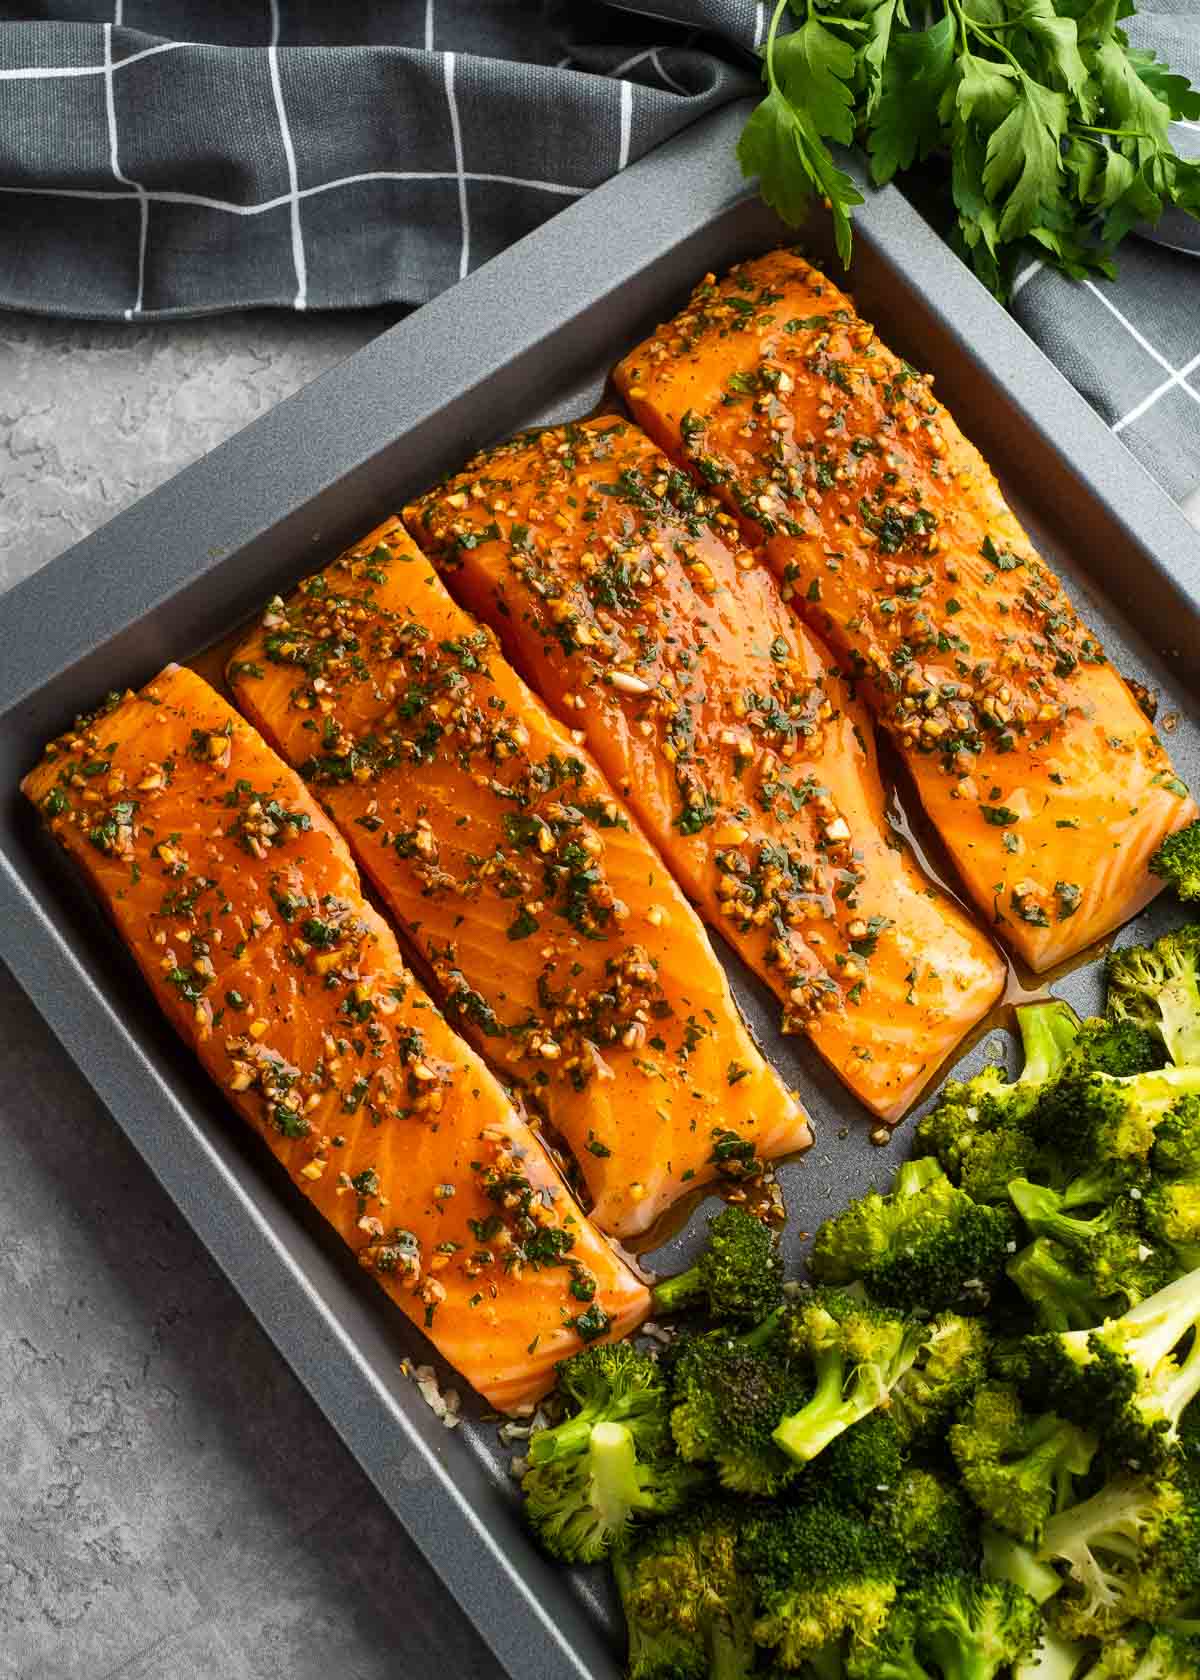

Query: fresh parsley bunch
[{"left": 738, "top": 0, "right": 1200, "bottom": 297}]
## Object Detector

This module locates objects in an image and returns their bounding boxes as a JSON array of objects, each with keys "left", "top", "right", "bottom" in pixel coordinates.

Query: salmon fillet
[
  {"left": 404, "top": 419, "right": 1005, "bottom": 1122},
  {"left": 22, "top": 665, "right": 649, "bottom": 1411},
  {"left": 228, "top": 519, "right": 810, "bottom": 1237},
  {"left": 613, "top": 250, "right": 1198, "bottom": 971}
]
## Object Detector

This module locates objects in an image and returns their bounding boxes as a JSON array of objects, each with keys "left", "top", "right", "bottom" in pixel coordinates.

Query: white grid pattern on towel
[
  {"left": 267, "top": 34, "right": 306, "bottom": 309},
  {"left": 103, "top": 22, "right": 147, "bottom": 319},
  {"left": 1081, "top": 279, "right": 1200, "bottom": 434},
  {"left": 442, "top": 50, "right": 470, "bottom": 282}
]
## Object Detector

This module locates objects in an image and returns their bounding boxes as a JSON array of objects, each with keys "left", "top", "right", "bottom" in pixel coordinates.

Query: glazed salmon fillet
[
  {"left": 613, "top": 250, "right": 1198, "bottom": 972},
  {"left": 228, "top": 519, "right": 809, "bottom": 1237},
  {"left": 404, "top": 419, "right": 1004, "bottom": 1122},
  {"left": 22, "top": 665, "right": 649, "bottom": 1411}
]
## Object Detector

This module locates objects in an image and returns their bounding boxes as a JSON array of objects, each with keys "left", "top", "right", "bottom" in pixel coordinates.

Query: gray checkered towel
[{"left": 0, "top": 3, "right": 1197, "bottom": 509}]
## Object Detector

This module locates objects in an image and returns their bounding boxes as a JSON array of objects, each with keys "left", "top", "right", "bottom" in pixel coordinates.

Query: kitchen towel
[{"left": 0, "top": 2, "right": 1196, "bottom": 504}]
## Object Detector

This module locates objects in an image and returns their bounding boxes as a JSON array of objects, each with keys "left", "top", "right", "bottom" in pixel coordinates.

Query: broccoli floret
[
  {"left": 1150, "top": 819, "right": 1200, "bottom": 905},
  {"left": 772, "top": 1291, "right": 926, "bottom": 1466},
  {"left": 522, "top": 1417, "right": 699, "bottom": 1562},
  {"left": 883, "top": 1469, "right": 982, "bottom": 1578},
  {"left": 949, "top": 1382, "right": 1097, "bottom": 1543},
  {"left": 615, "top": 1502, "right": 756, "bottom": 1680},
  {"left": 917, "top": 1572, "right": 1043, "bottom": 1680},
  {"left": 526, "top": 1341, "right": 670, "bottom": 1464},
  {"left": 741, "top": 1501, "right": 901, "bottom": 1668},
  {"left": 1154, "top": 1099, "right": 1200, "bottom": 1180},
  {"left": 980, "top": 1524, "right": 1064, "bottom": 1606},
  {"left": 1008, "top": 1239, "right": 1119, "bottom": 1333},
  {"left": 889, "top": 1312, "right": 991, "bottom": 1448},
  {"left": 1146, "top": 1099, "right": 1200, "bottom": 1272},
  {"left": 1108, "top": 929, "right": 1200, "bottom": 1070},
  {"left": 1039, "top": 1472, "right": 1194, "bottom": 1639},
  {"left": 521, "top": 1343, "right": 697, "bottom": 1561},
  {"left": 1032, "top": 1068, "right": 1200, "bottom": 1170},
  {"left": 914, "top": 1002, "right": 1081, "bottom": 1194},
  {"left": 1008, "top": 1179, "right": 1173, "bottom": 1308},
  {"left": 851, "top": 1575, "right": 1042, "bottom": 1680},
  {"left": 669, "top": 1323, "right": 801, "bottom": 1495},
  {"left": 809, "top": 1158, "right": 1015, "bottom": 1312},
  {"left": 1066, "top": 1017, "right": 1167, "bottom": 1079},
  {"left": 1023, "top": 1267, "right": 1200, "bottom": 1471},
  {"left": 801, "top": 1412, "right": 905, "bottom": 1512},
  {"left": 652, "top": 1205, "right": 784, "bottom": 1324},
  {"left": 1087, "top": 1626, "right": 1200, "bottom": 1680}
]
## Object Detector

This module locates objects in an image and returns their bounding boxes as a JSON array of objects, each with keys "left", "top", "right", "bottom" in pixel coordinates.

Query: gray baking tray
[{"left": 2, "top": 100, "right": 1199, "bottom": 1680}]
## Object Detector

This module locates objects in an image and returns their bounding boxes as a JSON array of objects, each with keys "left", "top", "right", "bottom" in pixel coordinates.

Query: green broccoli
[
  {"left": 1023, "top": 1266, "right": 1200, "bottom": 1471},
  {"left": 1150, "top": 818, "right": 1200, "bottom": 905},
  {"left": 801, "top": 1412, "right": 905, "bottom": 1512},
  {"left": 1031, "top": 1066, "right": 1200, "bottom": 1171},
  {"left": 521, "top": 1342, "right": 697, "bottom": 1561},
  {"left": 980, "top": 1524, "right": 1064, "bottom": 1607},
  {"left": 949, "top": 1382, "right": 1097, "bottom": 1543},
  {"left": 615, "top": 1501, "right": 755, "bottom": 1680},
  {"left": 1007, "top": 1239, "right": 1118, "bottom": 1333},
  {"left": 889, "top": 1312, "right": 991, "bottom": 1447},
  {"left": 1012, "top": 1625, "right": 1088, "bottom": 1680},
  {"left": 883, "top": 1469, "right": 982, "bottom": 1578},
  {"left": 849, "top": 1574, "right": 1042, "bottom": 1680},
  {"left": 1154, "top": 1099, "right": 1200, "bottom": 1181},
  {"left": 1065, "top": 1016, "right": 1167, "bottom": 1079},
  {"left": 740, "top": 1501, "right": 901, "bottom": 1668},
  {"left": 1039, "top": 1472, "right": 1195, "bottom": 1639},
  {"left": 651, "top": 1205, "right": 784, "bottom": 1324},
  {"left": 668, "top": 1323, "right": 801, "bottom": 1495},
  {"left": 772, "top": 1290, "right": 926, "bottom": 1466},
  {"left": 1146, "top": 1099, "right": 1200, "bottom": 1272},
  {"left": 522, "top": 1416, "right": 699, "bottom": 1562},
  {"left": 914, "top": 1001, "right": 1081, "bottom": 1197},
  {"left": 1108, "top": 929, "right": 1200, "bottom": 1070},
  {"left": 1089, "top": 1626, "right": 1200, "bottom": 1680},
  {"left": 808, "top": 1158, "right": 1015, "bottom": 1312},
  {"left": 1008, "top": 1179, "right": 1172, "bottom": 1308}
]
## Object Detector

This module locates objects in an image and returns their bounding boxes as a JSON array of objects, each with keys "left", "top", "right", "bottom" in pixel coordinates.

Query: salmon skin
[
  {"left": 22, "top": 665, "right": 649, "bottom": 1412},
  {"left": 228, "top": 519, "right": 809, "bottom": 1237},
  {"left": 405, "top": 419, "right": 1004, "bottom": 1123},
  {"left": 613, "top": 250, "right": 1198, "bottom": 972}
]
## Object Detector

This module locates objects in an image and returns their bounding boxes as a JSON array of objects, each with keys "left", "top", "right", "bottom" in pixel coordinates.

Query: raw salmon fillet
[
  {"left": 405, "top": 419, "right": 1005, "bottom": 1122},
  {"left": 22, "top": 665, "right": 649, "bottom": 1411},
  {"left": 229, "top": 519, "right": 810, "bottom": 1237},
  {"left": 613, "top": 250, "right": 1198, "bottom": 971}
]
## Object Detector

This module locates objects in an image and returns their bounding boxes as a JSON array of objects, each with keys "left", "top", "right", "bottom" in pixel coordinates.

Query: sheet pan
[{"left": 2, "top": 100, "right": 1198, "bottom": 1680}]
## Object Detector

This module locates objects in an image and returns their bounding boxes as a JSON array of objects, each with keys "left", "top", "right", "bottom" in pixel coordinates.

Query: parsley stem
[
  {"left": 763, "top": 0, "right": 790, "bottom": 90},
  {"left": 945, "top": 0, "right": 1024, "bottom": 74}
]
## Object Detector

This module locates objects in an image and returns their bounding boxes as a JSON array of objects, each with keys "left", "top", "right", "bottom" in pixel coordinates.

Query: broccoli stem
[
  {"left": 708, "top": 1618, "right": 753, "bottom": 1680},
  {"left": 529, "top": 1411, "right": 598, "bottom": 1464},
  {"left": 740, "top": 1304, "right": 786, "bottom": 1350},
  {"left": 980, "top": 1525, "right": 1063, "bottom": 1606},
  {"left": 1150, "top": 1315, "right": 1200, "bottom": 1433},
  {"left": 650, "top": 1266, "right": 703, "bottom": 1315},
  {"left": 1016, "top": 1000, "right": 1082, "bottom": 1085},
  {"left": 1006, "top": 1240, "right": 1112, "bottom": 1332},
  {"left": 1057, "top": 1164, "right": 1126, "bottom": 1211},
  {"left": 587, "top": 1421, "right": 645, "bottom": 1530},
  {"left": 1060, "top": 1264, "right": 1200, "bottom": 1377},
  {"left": 1013, "top": 1625, "right": 1087, "bottom": 1680},
  {"left": 1008, "top": 1181, "right": 1107, "bottom": 1250},
  {"left": 896, "top": 1156, "right": 948, "bottom": 1198},
  {"left": 772, "top": 1344, "right": 864, "bottom": 1464}
]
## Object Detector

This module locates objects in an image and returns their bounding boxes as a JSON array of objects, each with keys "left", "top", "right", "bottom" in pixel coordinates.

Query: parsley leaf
[{"left": 737, "top": 0, "right": 1200, "bottom": 299}]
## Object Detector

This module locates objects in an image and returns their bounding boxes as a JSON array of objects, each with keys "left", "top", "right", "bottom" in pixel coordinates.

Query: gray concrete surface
[{"left": 0, "top": 308, "right": 505, "bottom": 1680}]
